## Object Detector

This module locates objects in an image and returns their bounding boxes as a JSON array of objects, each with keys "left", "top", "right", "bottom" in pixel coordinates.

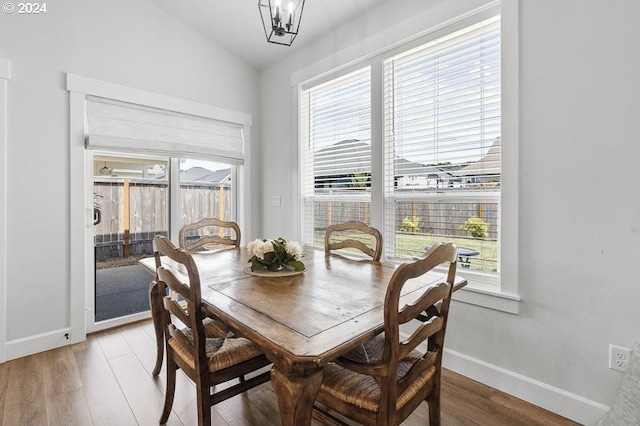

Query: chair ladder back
[
  {"left": 165, "top": 297, "right": 191, "bottom": 328},
  {"left": 154, "top": 236, "right": 202, "bottom": 300},
  {"left": 398, "top": 282, "right": 450, "bottom": 325},
  {"left": 158, "top": 274, "right": 206, "bottom": 368},
  {"left": 179, "top": 218, "right": 241, "bottom": 252},
  {"left": 324, "top": 220, "right": 383, "bottom": 261},
  {"left": 329, "top": 239, "right": 376, "bottom": 258},
  {"left": 158, "top": 268, "right": 193, "bottom": 328},
  {"left": 154, "top": 236, "right": 208, "bottom": 368},
  {"left": 378, "top": 243, "right": 457, "bottom": 424},
  {"left": 399, "top": 315, "right": 445, "bottom": 360}
]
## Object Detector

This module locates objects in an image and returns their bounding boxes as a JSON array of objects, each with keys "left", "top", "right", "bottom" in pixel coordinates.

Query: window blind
[
  {"left": 383, "top": 16, "right": 501, "bottom": 271},
  {"left": 300, "top": 67, "right": 371, "bottom": 248},
  {"left": 85, "top": 96, "right": 245, "bottom": 164}
]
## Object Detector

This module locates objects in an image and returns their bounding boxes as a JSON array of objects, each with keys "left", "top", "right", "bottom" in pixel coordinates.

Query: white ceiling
[{"left": 149, "top": 0, "right": 390, "bottom": 70}]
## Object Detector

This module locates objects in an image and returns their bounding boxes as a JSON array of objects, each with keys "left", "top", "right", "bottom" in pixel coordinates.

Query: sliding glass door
[
  {"left": 93, "top": 154, "right": 169, "bottom": 322},
  {"left": 91, "top": 154, "right": 235, "bottom": 325}
]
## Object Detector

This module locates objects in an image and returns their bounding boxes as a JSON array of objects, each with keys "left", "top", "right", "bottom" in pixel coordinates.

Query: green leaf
[
  {"left": 263, "top": 251, "right": 276, "bottom": 265},
  {"left": 286, "top": 260, "right": 305, "bottom": 271},
  {"left": 251, "top": 260, "right": 267, "bottom": 271}
]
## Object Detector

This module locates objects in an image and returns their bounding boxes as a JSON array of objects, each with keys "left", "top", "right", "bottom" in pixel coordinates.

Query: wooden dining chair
[
  {"left": 153, "top": 235, "right": 271, "bottom": 426},
  {"left": 179, "top": 217, "right": 241, "bottom": 252},
  {"left": 313, "top": 242, "right": 458, "bottom": 426},
  {"left": 324, "top": 220, "right": 383, "bottom": 261},
  {"left": 149, "top": 240, "right": 233, "bottom": 378},
  {"left": 150, "top": 218, "right": 240, "bottom": 376}
]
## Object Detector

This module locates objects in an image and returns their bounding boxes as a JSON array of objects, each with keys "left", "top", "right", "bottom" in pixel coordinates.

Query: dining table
[{"left": 140, "top": 247, "right": 467, "bottom": 426}]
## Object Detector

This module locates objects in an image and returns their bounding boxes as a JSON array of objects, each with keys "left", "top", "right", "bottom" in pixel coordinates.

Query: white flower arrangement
[{"left": 247, "top": 237, "right": 305, "bottom": 272}]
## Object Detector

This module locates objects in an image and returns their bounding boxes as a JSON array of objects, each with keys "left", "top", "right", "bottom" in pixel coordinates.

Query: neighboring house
[
  {"left": 180, "top": 166, "right": 231, "bottom": 184},
  {"left": 395, "top": 157, "right": 462, "bottom": 191},
  {"left": 156, "top": 166, "right": 232, "bottom": 184},
  {"left": 313, "top": 139, "right": 466, "bottom": 191},
  {"left": 314, "top": 139, "right": 371, "bottom": 190},
  {"left": 453, "top": 137, "right": 502, "bottom": 186}
]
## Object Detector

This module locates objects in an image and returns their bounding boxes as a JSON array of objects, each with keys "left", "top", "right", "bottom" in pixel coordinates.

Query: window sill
[{"left": 453, "top": 270, "right": 520, "bottom": 314}]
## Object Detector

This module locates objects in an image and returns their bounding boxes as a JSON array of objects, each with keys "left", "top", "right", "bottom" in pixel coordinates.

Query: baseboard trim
[
  {"left": 5, "top": 327, "right": 78, "bottom": 361},
  {"left": 444, "top": 348, "right": 608, "bottom": 426}
]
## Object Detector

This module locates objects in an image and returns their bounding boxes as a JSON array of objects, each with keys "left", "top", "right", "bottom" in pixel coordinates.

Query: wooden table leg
[{"left": 270, "top": 363, "right": 323, "bottom": 426}]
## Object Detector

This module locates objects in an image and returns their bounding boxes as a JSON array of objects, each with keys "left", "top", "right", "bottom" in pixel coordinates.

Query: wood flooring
[{"left": 0, "top": 319, "right": 580, "bottom": 425}]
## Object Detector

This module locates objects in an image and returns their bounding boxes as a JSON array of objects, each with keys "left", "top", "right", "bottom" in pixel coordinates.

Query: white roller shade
[{"left": 86, "top": 96, "right": 245, "bottom": 164}]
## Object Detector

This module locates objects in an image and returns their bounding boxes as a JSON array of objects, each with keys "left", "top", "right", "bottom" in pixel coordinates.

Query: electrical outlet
[{"left": 609, "top": 344, "right": 631, "bottom": 372}]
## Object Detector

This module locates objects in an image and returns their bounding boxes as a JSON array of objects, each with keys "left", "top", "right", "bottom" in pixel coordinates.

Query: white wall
[
  {"left": 0, "top": 0, "right": 259, "bottom": 347},
  {"left": 259, "top": 0, "right": 640, "bottom": 424}
]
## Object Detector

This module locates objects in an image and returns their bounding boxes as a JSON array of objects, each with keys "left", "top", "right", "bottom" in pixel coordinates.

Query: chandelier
[
  {"left": 98, "top": 162, "right": 112, "bottom": 176},
  {"left": 258, "top": 0, "right": 306, "bottom": 46}
]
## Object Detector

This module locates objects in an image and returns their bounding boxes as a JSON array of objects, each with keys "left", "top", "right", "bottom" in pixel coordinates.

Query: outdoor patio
[{"left": 95, "top": 259, "right": 152, "bottom": 321}]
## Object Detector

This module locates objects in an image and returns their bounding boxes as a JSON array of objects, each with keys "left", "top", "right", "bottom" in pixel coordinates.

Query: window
[
  {"left": 300, "top": 14, "right": 506, "bottom": 290},
  {"left": 300, "top": 67, "right": 372, "bottom": 248},
  {"left": 179, "top": 158, "right": 234, "bottom": 228},
  {"left": 384, "top": 16, "right": 501, "bottom": 274}
]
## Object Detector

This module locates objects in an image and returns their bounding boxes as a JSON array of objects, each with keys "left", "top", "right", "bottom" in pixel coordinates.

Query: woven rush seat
[
  {"left": 341, "top": 334, "right": 386, "bottom": 364},
  {"left": 171, "top": 329, "right": 264, "bottom": 372},
  {"left": 202, "top": 316, "right": 233, "bottom": 338},
  {"left": 320, "top": 335, "right": 434, "bottom": 413},
  {"left": 149, "top": 288, "right": 233, "bottom": 377}
]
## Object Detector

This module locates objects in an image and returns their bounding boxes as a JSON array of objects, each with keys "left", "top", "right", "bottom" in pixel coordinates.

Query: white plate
[{"left": 243, "top": 266, "right": 305, "bottom": 277}]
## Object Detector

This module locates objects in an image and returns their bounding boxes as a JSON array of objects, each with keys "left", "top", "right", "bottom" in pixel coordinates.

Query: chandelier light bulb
[{"left": 287, "top": 1, "right": 294, "bottom": 30}]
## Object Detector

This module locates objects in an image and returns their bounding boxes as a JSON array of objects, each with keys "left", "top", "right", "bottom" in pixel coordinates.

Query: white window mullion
[
  {"left": 169, "top": 158, "right": 181, "bottom": 244},
  {"left": 370, "top": 57, "right": 385, "bottom": 256}
]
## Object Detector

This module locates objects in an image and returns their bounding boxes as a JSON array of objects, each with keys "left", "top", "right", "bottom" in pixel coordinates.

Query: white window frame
[
  {"left": 68, "top": 74, "right": 253, "bottom": 336},
  {"left": 0, "top": 58, "right": 10, "bottom": 363},
  {"left": 297, "top": 1, "right": 520, "bottom": 313}
]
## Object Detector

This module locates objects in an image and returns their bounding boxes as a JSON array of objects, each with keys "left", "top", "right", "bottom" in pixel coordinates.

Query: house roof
[
  {"left": 180, "top": 167, "right": 231, "bottom": 183},
  {"left": 314, "top": 139, "right": 457, "bottom": 180},
  {"left": 454, "top": 137, "right": 501, "bottom": 177},
  {"left": 314, "top": 139, "right": 371, "bottom": 175}
]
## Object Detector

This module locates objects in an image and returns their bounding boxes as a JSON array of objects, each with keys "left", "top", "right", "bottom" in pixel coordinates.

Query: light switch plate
[{"left": 271, "top": 195, "right": 281, "bottom": 207}]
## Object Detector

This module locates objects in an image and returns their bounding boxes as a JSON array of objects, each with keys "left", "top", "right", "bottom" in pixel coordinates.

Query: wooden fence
[
  {"left": 94, "top": 178, "right": 230, "bottom": 260},
  {"left": 312, "top": 200, "right": 498, "bottom": 239}
]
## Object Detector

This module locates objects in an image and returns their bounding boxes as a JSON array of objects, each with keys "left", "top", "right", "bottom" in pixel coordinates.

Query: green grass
[
  {"left": 394, "top": 232, "right": 498, "bottom": 272},
  {"left": 314, "top": 231, "right": 498, "bottom": 273}
]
